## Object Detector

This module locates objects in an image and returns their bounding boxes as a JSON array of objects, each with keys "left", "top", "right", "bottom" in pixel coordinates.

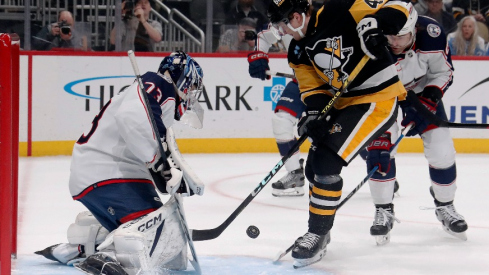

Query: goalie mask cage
[{"left": 0, "top": 33, "right": 20, "bottom": 274}]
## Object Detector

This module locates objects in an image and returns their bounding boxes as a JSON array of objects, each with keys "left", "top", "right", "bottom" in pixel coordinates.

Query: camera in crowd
[
  {"left": 58, "top": 20, "right": 71, "bottom": 35},
  {"left": 244, "top": 30, "right": 257, "bottom": 41},
  {"left": 123, "top": 0, "right": 135, "bottom": 20}
]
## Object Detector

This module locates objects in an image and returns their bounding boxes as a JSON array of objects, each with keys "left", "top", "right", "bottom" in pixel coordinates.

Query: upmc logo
[{"left": 64, "top": 75, "right": 134, "bottom": 111}]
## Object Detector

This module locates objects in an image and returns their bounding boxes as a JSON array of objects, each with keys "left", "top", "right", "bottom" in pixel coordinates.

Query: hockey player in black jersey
[
  {"left": 267, "top": 0, "right": 410, "bottom": 268},
  {"left": 365, "top": 3, "right": 468, "bottom": 244}
]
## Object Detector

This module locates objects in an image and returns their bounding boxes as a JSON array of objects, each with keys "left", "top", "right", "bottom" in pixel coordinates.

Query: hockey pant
[
  {"left": 368, "top": 122, "right": 457, "bottom": 204},
  {"left": 305, "top": 98, "right": 398, "bottom": 235}
]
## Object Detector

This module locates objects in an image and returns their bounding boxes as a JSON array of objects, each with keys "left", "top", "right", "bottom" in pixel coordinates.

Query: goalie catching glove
[{"left": 147, "top": 127, "right": 204, "bottom": 196}]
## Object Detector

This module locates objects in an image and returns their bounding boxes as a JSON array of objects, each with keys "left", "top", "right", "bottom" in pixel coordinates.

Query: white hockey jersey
[
  {"left": 69, "top": 72, "right": 177, "bottom": 197},
  {"left": 392, "top": 16, "right": 454, "bottom": 95}
]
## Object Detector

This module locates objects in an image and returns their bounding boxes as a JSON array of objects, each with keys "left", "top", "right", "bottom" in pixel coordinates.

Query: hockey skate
[
  {"left": 370, "top": 204, "right": 400, "bottom": 245},
  {"left": 430, "top": 187, "right": 468, "bottom": 240},
  {"left": 291, "top": 231, "right": 330, "bottom": 269},
  {"left": 272, "top": 159, "right": 305, "bottom": 197}
]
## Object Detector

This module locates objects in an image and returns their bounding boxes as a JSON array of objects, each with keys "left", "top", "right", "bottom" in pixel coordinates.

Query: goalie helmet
[
  {"left": 267, "top": 0, "right": 310, "bottom": 24},
  {"left": 158, "top": 51, "right": 205, "bottom": 129}
]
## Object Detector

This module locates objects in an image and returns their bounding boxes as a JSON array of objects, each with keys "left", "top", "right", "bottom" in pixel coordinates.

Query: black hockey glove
[
  {"left": 248, "top": 51, "right": 270, "bottom": 80},
  {"left": 356, "top": 16, "right": 389, "bottom": 60},
  {"left": 366, "top": 132, "right": 392, "bottom": 174},
  {"left": 297, "top": 110, "right": 329, "bottom": 142},
  {"left": 400, "top": 89, "right": 441, "bottom": 136}
]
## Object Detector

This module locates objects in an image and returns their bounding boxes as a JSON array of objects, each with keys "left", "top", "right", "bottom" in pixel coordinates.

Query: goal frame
[{"left": 0, "top": 33, "right": 20, "bottom": 274}]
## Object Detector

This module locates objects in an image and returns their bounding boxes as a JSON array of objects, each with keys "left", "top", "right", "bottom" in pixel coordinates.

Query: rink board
[{"left": 17, "top": 52, "right": 489, "bottom": 155}]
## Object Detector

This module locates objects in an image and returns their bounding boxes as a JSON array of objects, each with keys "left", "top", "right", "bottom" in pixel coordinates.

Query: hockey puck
[{"left": 246, "top": 225, "right": 260, "bottom": 239}]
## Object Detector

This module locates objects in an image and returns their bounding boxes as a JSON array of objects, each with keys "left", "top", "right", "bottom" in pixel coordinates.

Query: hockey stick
[
  {"left": 127, "top": 51, "right": 201, "bottom": 274},
  {"left": 406, "top": 91, "right": 489, "bottom": 129},
  {"left": 273, "top": 121, "right": 414, "bottom": 262},
  {"left": 191, "top": 55, "right": 370, "bottom": 242},
  {"left": 266, "top": 70, "right": 296, "bottom": 79}
]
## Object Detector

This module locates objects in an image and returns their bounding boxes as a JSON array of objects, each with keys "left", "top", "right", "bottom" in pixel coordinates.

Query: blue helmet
[
  {"left": 158, "top": 51, "right": 204, "bottom": 97},
  {"left": 158, "top": 51, "right": 205, "bottom": 128}
]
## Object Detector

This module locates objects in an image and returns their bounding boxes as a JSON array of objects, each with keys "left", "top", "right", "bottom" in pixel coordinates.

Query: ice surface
[{"left": 13, "top": 153, "right": 489, "bottom": 274}]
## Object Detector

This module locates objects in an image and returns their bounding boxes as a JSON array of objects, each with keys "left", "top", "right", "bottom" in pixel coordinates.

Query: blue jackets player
[
  {"left": 35, "top": 51, "right": 206, "bottom": 274},
  {"left": 365, "top": 5, "right": 468, "bottom": 245},
  {"left": 248, "top": 27, "right": 307, "bottom": 197}
]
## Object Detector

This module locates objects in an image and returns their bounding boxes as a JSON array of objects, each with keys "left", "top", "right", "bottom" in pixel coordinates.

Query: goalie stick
[
  {"left": 127, "top": 50, "right": 201, "bottom": 274},
  {"left": 406, "top": 91, "right": 489, "bottom": 129},
  {"left": 265, "top": 70, "right": 296, "bottom": 79},
  {"left": 273, "top": 122, "right": 414, "bottom": 263},
  {"left": 191, "top": 55, "right": 371, "bottom": 242}
]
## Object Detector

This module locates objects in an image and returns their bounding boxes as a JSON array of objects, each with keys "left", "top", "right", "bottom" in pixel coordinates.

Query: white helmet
[{"left": 397, "top": 2, "right": 418, "bottom": 37}]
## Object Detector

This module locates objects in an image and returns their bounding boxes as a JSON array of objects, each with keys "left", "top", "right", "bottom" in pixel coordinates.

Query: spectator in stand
[
  {"left": 424, "top": 0, "right": 458, "bottom": 33},
  {"left": 110, "top": 0, "right": 162, "bottom": 52},
  {"left": 447, "top": 15, "right": 487, "bottom": 55},
  {"left": 413, "top": 0, "right": 429, "bottom": 14},
  {"left": 451, "top": 0, "right": 489, "bottom": 24},
  {"left": 32, "top": 10, "right": 88, "bottom": 51},
  {"left": 225, "top": 0, "right": 268, "bottom": 32},
  {"left": 216, "top": 17, "right": 256, "bottom": 53}
]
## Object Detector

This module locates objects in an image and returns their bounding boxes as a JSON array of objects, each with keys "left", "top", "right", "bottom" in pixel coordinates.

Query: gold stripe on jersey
[
  {"left": 315, "top": 5, "right": 324, "bottom": 28},
  {"left": 349, "top": 0, "right": 388, "bottom": 23},
  {"left": 289, "top": 62, "right": 332, "bottom": 94},
  {"left": 334, "top": 80, "right": 406, "bottom": 109},
  {"left": 338, "top": 97, "right": 397, "bottom": 161}
]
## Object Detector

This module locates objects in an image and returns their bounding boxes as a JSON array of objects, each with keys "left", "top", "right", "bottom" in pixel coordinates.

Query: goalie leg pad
[
  {"left": 107, "top": 198, "right": 187, "bottom": 272},
  {"left": 68, "top": 211, "right": 110, "bottom": 256}
]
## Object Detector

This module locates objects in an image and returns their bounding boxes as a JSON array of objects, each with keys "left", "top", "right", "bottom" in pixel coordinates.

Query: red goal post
[{"left": 0, "top": 33, "right": 20, "bottom": 274}]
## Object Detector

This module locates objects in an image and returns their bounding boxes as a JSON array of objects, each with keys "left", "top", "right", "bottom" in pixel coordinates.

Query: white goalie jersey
[{"left": 69, "top": 72, "right": 177, "bottom": 197}]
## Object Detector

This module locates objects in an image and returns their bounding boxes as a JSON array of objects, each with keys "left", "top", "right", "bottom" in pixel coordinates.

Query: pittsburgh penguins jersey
[
  {"left": 288, "top": 0, "right": 410, "bottom": 110},
  {"left": 392, "top": 16, "right": 454, "bottom": 96},
  {"left": 69, "top": 72, "right": 177, "bottom": 197}
]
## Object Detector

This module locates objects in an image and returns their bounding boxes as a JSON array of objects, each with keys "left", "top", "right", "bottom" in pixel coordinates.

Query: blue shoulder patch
[{"left": 415, "top": 16, "right": 448, "bottom": 52}]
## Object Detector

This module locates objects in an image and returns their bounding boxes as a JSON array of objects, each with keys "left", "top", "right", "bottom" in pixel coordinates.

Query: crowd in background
[{"left": 3, "top": 0, "right": 489, "bottom": 55}]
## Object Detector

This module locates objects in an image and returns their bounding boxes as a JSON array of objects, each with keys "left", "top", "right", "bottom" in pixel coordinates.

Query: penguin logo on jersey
[
  {"left": 364, "top": 0, "right": 385, "bottom": 8},
  {"left": 305, "top": 37, "right": 353, "bottom": 91},
  {"left": 329, "top": 123, "right": 342, "bottom": 134}
]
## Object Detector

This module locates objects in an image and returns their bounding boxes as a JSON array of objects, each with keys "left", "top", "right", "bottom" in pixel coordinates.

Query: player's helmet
[
  {"left": 158, "top": 51, "right": 203, "bottom": 97},
  {"left": 397, "top": 2, "right": 418, "bottom": 37},
  {"left": 158, "top": 51, "right": 205, "bottom": 128},
  {"left": 267, "top": 0, "right": 310, "bottom": 24}
]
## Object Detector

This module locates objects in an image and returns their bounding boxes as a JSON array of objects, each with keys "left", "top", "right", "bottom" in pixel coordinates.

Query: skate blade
[
  {"left": 374, "top": 233, "right": 391, "bottom": 246},
  {"left": 272, "top": 187, "right": 305, "bottom": 197},
  {"left": 443, "top": 227, "right": 467, "bottom": 241},
  {"left": 292, "top": 248, "right": 327, "bottom": 269}
]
